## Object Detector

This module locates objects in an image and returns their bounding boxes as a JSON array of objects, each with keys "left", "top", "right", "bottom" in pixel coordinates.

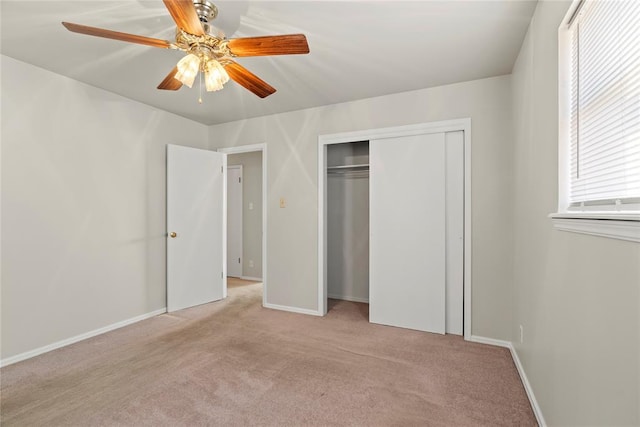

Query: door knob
[{"left": 169, "top": 232, "right": 177, "bottom": 238}]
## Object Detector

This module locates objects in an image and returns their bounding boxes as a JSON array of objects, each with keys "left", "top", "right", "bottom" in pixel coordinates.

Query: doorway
[
  {"left": 227, "top": 165, "right": 243, "bottom": 278},
  {"left": 318, "top": 119, "right": 472, "bottom": 338},
  {"left": 226, "top": 152, "right": 263, "bottom": 281},
  {"left": 218, "top": 144, "right": 268, "bottom": 307}
]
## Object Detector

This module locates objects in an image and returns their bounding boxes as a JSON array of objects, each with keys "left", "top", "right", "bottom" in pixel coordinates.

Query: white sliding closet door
[{"left": 369, "top": 133, "right": 446, "bottom": 334}]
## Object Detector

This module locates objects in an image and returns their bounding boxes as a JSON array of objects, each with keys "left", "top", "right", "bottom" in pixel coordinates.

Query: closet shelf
[{"left": 327, "top": 164, "right": 369, "bottom": 170}]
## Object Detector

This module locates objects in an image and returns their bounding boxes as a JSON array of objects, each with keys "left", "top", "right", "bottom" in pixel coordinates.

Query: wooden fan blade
[
  {"left": 228, "top": 34, "right": 309, "bottom": 57},
  {"left": 157, "top": 66, "right": 183, "bottom": 91},
  {"left": 224, "top": 61, "right": 276, "bottom": 98},
  {"left": 163, "top": 0, "right": 205, "bottom": 36},
  {"left": 62, "top": 22, "right": 172, "bottom": 49}
]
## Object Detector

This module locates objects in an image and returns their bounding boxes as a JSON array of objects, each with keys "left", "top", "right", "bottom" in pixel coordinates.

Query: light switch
[
  {"left": 280, "top": 197, "right": 286, "bottom": 208},
  {"left": 249, "top": 202, "right": 254, "bottom": 210}
]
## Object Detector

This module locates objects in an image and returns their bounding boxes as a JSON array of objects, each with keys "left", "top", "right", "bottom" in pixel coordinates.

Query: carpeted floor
[{"left": 1, "top": 278, "right": 536, "bottom": 426}]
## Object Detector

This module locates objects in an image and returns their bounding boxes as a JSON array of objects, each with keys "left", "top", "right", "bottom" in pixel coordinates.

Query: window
[{"left": 554, "top": 0, "right": 640, "bottom": 242}]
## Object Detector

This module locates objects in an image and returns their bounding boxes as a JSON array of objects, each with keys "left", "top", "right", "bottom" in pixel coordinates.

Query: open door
[
  {"left": 369, "top": 133, "right": 446, "bottom": 334},
  {"left": 167, "top": 144, "right": 226, "bottom": 312}
]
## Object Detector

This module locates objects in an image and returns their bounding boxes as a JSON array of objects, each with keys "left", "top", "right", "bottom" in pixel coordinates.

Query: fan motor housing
[
  {"left": 193, "top": 1, "right": 225, "bottom": 38},
  {"left": 194, "top": 1, "right": 218, "bottom": 23}
]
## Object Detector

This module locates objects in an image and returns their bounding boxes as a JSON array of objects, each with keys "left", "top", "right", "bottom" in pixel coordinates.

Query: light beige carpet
[{"left": 1, "top": 279, "right": 536, "bottom": 426}]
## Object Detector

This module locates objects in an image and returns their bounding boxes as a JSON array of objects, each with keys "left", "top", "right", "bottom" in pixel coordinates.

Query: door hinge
[
  {"left": 238, "top": 257, "right": 241, "bottom": 263},
  {"left": 221, "top": 271, "right": 223, "bottom": 278},
  {"left": 239, "top": 177, "right": 241, "bottom": 183}
]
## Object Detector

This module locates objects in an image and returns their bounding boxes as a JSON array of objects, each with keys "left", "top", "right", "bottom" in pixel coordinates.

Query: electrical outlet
[
  {"left": 279, "top": 197, "right": 286, "bottom": 208},
  {"left": 519, "top": 325, "right": 524, "bottom": 344},
  {"left": 249, "top": 260, "right": 254, "bottom": 268}
]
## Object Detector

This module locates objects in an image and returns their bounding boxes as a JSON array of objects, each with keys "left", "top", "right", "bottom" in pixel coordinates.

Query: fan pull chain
[{"left": 198, "top": 71, "right": 203, "bottom": 104}]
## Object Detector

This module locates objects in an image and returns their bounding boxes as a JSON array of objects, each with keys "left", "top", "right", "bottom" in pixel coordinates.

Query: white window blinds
[{"left": 569, "top": 0, "right": 640, "bottom": 207}]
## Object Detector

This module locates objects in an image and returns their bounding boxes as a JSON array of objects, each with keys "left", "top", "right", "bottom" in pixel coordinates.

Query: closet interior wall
[{"left": 327, "top": 141, "right": 370, "bottom": 304}]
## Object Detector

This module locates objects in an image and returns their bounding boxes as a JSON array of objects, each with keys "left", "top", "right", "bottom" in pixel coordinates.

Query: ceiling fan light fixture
[
  {"left": 62, "top": 0, "right": 310, "bottom": 99},
  {"left": 204, "top": 59, "right": 229, "bottom": 92},
  {"left": 175, "top": 53, "right": 200, "bottom": 88}
]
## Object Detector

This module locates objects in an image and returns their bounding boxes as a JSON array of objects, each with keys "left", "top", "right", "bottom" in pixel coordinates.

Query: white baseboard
[
  {"left": 509, "top": 344, "right": 546, "bottom": 427},
  {"left": 0, "top": 308, "right": 167, "bottom": 368},
  {"left": 327, "top": 293, "right": 369, "bottom": 303},
  {"left": 263, "top": 302, "right": 321, "bottom": 316},
  {"left": 468, "top": 335, "right": 545, "bottom": 427},
  {"left": 240, "top": 276, "right": 263, "bottom": 282},
  {"left": 468, "top": 334, "right": 511, "bottom": 348}
]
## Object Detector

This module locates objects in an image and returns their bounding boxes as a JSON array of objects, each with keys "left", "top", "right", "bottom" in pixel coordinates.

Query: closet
[
  {"left": 327, "top": 141, "right": 370, "bottom": 303},
  {"left": 323, "top": 130, "right": 464, "bottom": 336}
]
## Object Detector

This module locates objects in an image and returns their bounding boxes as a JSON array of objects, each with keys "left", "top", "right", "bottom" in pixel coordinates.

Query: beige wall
[
  {"left": 1, "top": 56, "right": 208, "bottom": 360},
  {"left": 511, "top": 2, "right": 640, "bottom": 425},
  {"left": 209, "top": 74, "right": 515, "bottom": 339},
  {"left": 227, "top": 151, "right": 263, "bottom": 279}
]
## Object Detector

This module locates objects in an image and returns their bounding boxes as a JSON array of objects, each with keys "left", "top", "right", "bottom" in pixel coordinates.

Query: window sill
[{"left": 549, "top": 212, "right": 640, "bottom": 243}]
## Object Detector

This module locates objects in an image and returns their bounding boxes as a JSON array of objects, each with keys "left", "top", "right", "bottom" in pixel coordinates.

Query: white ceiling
[{"left": 0, "top": 1, "right": 537, "bottom": 125}]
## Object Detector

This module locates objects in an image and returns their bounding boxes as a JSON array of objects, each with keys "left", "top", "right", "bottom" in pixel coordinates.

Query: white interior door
[
  {"left": 227, "top": 165, "right": 243, "bottom": 278},
  {"left": 369, "top": 133, "right": 446, "bottom": 334},
  {"left": 167, "top": 144, "right": 226, "bottom": 313}
]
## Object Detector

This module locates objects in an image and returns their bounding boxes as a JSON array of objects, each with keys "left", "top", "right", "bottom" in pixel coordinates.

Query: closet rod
[
  {"left": 327, "top": 170, "right": 369, "bottom": 176},
  {"left": 326, "top": 164, "right": 369, "bottom": 170}
]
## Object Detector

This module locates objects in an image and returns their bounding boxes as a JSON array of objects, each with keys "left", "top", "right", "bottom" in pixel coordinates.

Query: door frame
[
  {"left": 226, "top": 165, "right": 243, "bottom": 278},
  {"left": 217, "top": 144, "right": 268, "bottom": 308},
  {"left": 317, "top": 118, "right": 472, "bottom": 340}
]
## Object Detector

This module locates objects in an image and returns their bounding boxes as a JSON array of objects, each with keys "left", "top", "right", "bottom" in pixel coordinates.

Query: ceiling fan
[{"left": 62, "top": 0, "right": 309, "bottom": 99}]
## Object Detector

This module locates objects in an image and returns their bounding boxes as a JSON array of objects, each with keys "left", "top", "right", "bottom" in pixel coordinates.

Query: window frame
[{"left": 552, "top": 0, "right": 640, "bottom": 243}]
